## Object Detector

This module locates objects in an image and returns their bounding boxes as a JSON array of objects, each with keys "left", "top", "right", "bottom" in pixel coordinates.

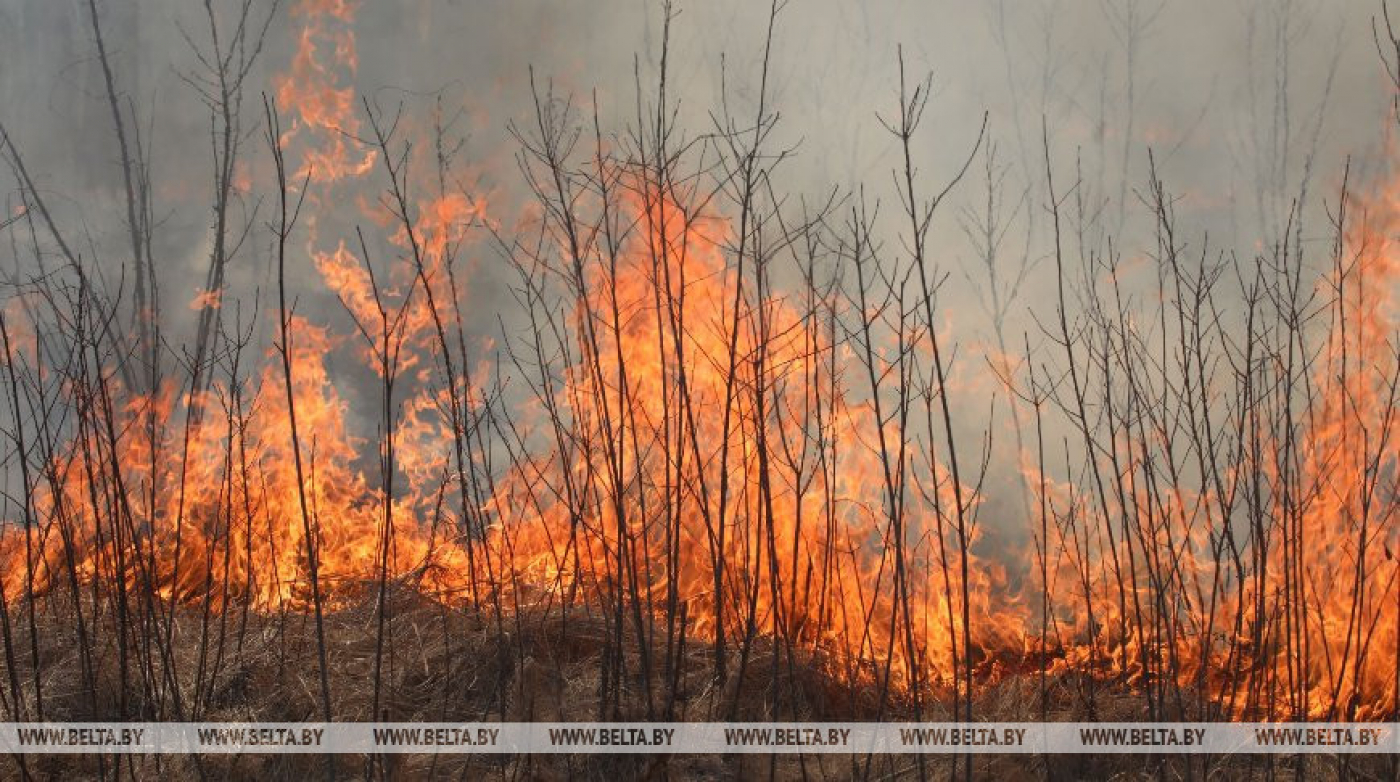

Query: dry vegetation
[{"left": 0, "top": 0, "right": 1396, "bottom": 780}]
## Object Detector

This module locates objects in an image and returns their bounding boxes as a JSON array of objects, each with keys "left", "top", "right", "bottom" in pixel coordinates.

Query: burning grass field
[
  {"left": 0, "top": 0, "right": 1397, "bottom": 779},
  {"left": 9, "top": 589, "right": 1396, "bottom": 780}
]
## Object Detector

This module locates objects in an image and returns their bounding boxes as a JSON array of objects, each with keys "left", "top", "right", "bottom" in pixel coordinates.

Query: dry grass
[{"left": 5, "top": 591, "right": 1395, "bottom": 781}]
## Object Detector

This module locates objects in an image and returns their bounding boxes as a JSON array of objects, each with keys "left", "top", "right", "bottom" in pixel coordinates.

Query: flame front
[{"left": 0, "top": 0, "right": 1395, "bottom": 722}]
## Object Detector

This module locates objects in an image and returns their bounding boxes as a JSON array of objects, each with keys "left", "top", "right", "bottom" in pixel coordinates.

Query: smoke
[
  {"left": 2, "top": 0, "right": 1385, "bottom": 262},
  {"left": 0, "top": 0, "right": 1391, "bottom": 565}
]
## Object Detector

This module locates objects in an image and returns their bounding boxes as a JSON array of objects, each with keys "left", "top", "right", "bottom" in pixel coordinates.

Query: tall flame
[{"left": 0, "top": 1, "right": 1394, "bottom": 721}]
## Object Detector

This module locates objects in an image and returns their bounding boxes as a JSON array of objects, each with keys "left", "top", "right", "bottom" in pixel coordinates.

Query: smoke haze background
[
  {"left": 1, "top": 0, "right": 1384, "bottom": 279},
  {"left": 0, "top": 0, "right": 1391, "bottom": 550}
]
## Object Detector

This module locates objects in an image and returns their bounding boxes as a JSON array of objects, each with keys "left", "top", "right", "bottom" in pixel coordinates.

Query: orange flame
[{"left": 0, "top": 1, "right": 1394, "bottom": 721}]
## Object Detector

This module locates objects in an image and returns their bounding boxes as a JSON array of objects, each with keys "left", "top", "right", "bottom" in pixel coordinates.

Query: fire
[
  {"left": 473, "top": 182, "right": 1025, "bottom": 686},
  {"left": 1017, "top": 162, "right": 1399, "bottom": 718},
  {"left": 0, "top": 0, "right": 1394, "bottom": 724},
  {"left": 1279, "top": 164, "right": 1399, "bottom": 718},
  {"left": 273, "top": 0, "right": 375, "bottom": 184}
]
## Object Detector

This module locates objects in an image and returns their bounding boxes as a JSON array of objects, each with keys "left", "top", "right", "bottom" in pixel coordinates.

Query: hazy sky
[{"left": 0, "top": 0, "right": 1391, "bottom": 368}]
